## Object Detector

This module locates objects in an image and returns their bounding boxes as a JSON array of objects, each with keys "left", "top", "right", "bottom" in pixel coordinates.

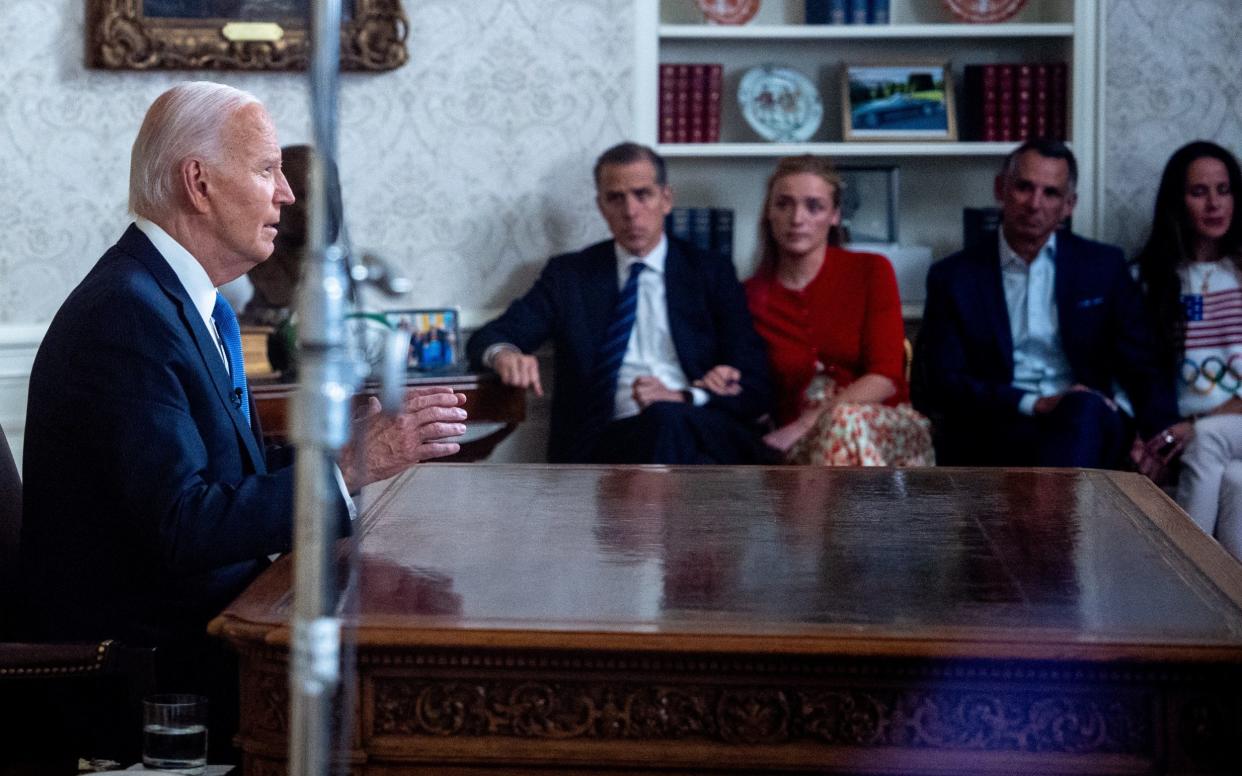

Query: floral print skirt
[{"left": 786, "top": 377, "right": 935, "bottom": 467}]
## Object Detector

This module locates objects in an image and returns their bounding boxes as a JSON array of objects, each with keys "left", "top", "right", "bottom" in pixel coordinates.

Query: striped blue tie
[
  {"left": 212, "top": 292, "right": 251, "bottom": 428},
  {"left": 589, "top": 262, "right": 646, "bottom": 415}
]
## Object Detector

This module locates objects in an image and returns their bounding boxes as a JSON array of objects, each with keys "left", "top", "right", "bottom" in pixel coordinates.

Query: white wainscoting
[{"left": 0, "top": 324, "right": 47, "bottom": 470}]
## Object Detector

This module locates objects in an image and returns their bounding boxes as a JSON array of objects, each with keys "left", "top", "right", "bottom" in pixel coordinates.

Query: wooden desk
[
  {"left": 250, "top": 370, "right": 525, "bottom": 461},
  {"left": 211, "top": 466, "right": 1242, "bottom": 775}
]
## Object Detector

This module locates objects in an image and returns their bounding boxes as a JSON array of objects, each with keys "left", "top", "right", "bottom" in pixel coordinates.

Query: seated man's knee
[
  {"left": 1056, "top": 391, "right": 1124, "bottom": 435},
  {"left": 639, "top": 399, "right": 695, "bottom": 426},
  {"left": 1042, "top": 391, "right": 1127, "bottom": 467},
  {"left": 636, "top": 401, "right": 707, "bottom": 464},
  {"left": 1054, "top": 390, "right": 1113, "bottom": 422}
]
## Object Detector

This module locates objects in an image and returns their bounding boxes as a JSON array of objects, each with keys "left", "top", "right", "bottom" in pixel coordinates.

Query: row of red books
[
  {"left": 962, "top": 62, "right": 1068, "bottom": 142},
  {"left": 659, "top": 63, "right": 722, "bottom": 144}
]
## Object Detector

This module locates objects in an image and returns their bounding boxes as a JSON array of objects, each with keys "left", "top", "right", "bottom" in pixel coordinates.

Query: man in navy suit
[
  {"left": 913, "top": 139, "right": 1179, "bottom": 468},
  {"left": 18, "top": 83, "right": 467, "bottom": 724},
  {"left": 468, "top": 142, "right": 772, "bottom": 464}
]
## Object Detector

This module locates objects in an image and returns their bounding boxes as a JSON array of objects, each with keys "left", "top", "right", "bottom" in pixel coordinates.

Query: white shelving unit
[
  {"left": 635, "top": 0, "right": 1102, "bottom": 311},
  {"left": 658, "top": 23, "right": 1076, "bottom": 39}
]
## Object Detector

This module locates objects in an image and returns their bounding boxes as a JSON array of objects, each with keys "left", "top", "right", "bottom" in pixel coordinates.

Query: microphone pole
[{"left": 290, "top": 0, "right": 348, "bottom": 773}]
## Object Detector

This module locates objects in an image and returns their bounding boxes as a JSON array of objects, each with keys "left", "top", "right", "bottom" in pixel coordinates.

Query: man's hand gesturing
[{"left": 339, "top": 386, "right": 467, "bottom": 491}]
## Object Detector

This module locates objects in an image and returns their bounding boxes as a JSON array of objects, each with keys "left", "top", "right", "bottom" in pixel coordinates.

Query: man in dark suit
[
  {"left": 18, "top": 82, "right": 467, "bottom": 727},
  {"left": 913, "top": 139, "right": 1179, "bottom": 468},
  {"left": 468, "top": 142, "right": 771, "bottom": 464}
]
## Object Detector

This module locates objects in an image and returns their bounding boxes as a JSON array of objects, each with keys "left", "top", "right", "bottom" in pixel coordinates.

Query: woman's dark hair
[{"left": 1134, "top": 141, "right": 1242, "bottom": 368}]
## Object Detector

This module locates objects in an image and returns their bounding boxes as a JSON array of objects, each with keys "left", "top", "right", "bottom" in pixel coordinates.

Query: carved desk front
[{"left": 211, "top": 465, "right": 1242, "bottom": 775}]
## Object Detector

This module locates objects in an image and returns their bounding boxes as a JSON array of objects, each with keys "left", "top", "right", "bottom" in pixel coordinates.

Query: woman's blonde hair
[{"left": 757, "top": 155, "right": 845, "bottom": 271}]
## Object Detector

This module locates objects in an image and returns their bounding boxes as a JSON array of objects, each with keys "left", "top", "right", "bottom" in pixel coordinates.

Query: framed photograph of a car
[{"left": 842, "top": 63, "right": 957, "bottom": 141}]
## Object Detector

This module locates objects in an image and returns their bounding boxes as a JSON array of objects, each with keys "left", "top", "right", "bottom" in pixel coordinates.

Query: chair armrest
[{"left": 0, "top": 639, "right": 154, "bottom": 685}]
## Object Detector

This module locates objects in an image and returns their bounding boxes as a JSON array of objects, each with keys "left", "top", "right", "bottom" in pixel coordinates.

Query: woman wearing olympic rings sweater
[{"left": 1135, "top": 141, "right": 1242, "bottom": 559}]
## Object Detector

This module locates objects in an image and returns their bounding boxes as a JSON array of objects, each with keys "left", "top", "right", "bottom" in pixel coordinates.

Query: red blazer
[{"left": 745, "top": 246, "right": 907, "bottom": 426}]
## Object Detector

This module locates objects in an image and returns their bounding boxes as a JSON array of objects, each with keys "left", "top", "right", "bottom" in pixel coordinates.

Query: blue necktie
[
  {"left": 212, "top": 293, "right": 251, "bottom": 428},
  {"left": 588, "top": 262, "right": 646, "bottom": 415}
]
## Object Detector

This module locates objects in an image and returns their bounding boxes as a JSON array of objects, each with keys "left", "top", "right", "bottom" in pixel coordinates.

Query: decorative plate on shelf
[
  {"left": 738, "top": 65, "right": 823, "bottom": 143},
  {"left": 695, "top": 0, "right": 761, "bottom": 25},
  {"left": 942, "top": 0, "right": 1029, "bottom": 23}
]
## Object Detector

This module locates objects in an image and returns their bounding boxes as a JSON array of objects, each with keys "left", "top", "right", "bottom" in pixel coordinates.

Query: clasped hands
[
  {"left": 633, "top": 364, "right": 741, "bottom": 408},
  {"left": 338, "top": 386, "right": 468, "bottom": 491},
  {"left": 1031, "top": 383, "right": 1118, "bottom": 415},
  {"left": 1132, "top": 399, "right": 1242, "bottom": 481},
  {"left": 622, "top": 365, "right": 728, "bottom": 407},
  {"left": 1034, "top": 385, "right": 1193, "bottom": 483},
  {"left": 494, "top": 349, "right": 742, "bottom": 409}
]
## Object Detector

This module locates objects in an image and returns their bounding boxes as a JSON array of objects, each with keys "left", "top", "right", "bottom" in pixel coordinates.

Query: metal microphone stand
[{"left": 288, "top": 1, "right": 409, "bottom": 772}]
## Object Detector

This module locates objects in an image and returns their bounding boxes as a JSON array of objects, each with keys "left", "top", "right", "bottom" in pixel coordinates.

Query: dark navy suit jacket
[
  {"left": 913, "top": 231, "right": 1178, "bottom": 444},
  {"left": 19, "top": 224, "right": 338, "bottom": 648},
  {"left": 468, "top": 238, "right": 771, "bottom": 462}
]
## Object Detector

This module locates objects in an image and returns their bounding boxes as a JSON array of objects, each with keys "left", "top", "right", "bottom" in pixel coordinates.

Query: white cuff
[
  {"left": 333, "top": 464, "right": 359, "bottom": 521},
  {"left": 482, "top": 342, "right": 520, "bottom": 369},
  {"left": 1018, "top": 392, "right": 1039, "bottom": 416}
]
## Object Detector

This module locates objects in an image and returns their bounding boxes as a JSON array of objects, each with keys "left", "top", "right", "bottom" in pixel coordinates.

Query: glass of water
[{"left": 142, "top": 694, "right": 208, "bottom": 774}]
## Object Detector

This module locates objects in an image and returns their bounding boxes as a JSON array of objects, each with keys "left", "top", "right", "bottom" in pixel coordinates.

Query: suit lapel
[
  {"left": 1053, "top": 233, "right": 1077, "bottom": 334},
  {"left": 1052, "top": 233, "right": 1083, "bottom": 373},
  {"left": 970, "top": 242, "right": 1015, "bottom": 374},
  {"left": 662, "top": 240, "right": 694, "bottom": 366},
  {"left": 583, "top": 241, "right": 621, "bottom": 359},
  {"left": 119, "top": 225, "right": 266, "bottom": 472}
]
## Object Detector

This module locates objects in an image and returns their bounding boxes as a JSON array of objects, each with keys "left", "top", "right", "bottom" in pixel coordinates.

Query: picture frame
[
  {"left": 384, "top": 308, "right": 461, "bottom": 373},
  {"left": 86, "top": 0, "right": 408, "bottom": 71},
  {"left": 838, "top": 165, "right": 899, "bottom": 244},
  {"left": 841, "top": 63, "right": 957, "bottom": 141}
]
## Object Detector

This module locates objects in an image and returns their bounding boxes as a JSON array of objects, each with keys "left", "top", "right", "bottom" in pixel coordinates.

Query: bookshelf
[{"left": 635, "top": 0, "right": 1103, "bottom": 314}]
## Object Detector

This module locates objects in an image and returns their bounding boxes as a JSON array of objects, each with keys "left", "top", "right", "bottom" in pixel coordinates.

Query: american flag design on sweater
[{"left": 1179, "top": 261, "right": 1242, "bottom": 417}]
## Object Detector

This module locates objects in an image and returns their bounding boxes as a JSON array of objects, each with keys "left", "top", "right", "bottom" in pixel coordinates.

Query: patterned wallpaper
[
  {"left": 1101, "top": 0, "right": 1242, "bottom": 255},
  {"left": 0, "top": 0, "right": 633, "bottom": 324},
  {"left": 0, "top": 0, "right": 1236, "bottom": 325}
]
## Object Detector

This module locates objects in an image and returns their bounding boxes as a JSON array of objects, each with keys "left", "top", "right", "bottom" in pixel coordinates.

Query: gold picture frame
[
  {"left": 86, "top": 0, "right": 408, "bottom": 72},
  {"left": 841, "top": 63, "right": 957, "bottom": 142}
]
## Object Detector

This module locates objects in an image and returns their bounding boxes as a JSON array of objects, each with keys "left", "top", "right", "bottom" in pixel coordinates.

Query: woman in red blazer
[{"left": 744, "top": 155, "right": 933, "bottom": 465}]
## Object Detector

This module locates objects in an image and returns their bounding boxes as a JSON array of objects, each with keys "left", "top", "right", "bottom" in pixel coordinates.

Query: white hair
[{"left": 128, "top": 81, "right": 261, "bottom": 219}]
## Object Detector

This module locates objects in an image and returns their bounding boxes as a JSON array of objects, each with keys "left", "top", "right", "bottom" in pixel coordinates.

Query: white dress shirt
[
  {"left": 135, "top": 219, "right": 356, "bottom": 518},
  {"left": 484, "top": 235, "right": 709, "bottom": 419},
  {"left": 999, "top": 230, "right": 1073, "bottom": 415},
  {"left": 611, "top": 235, "right": 706, "bottom": 420},
  {"left": 135, "top": 217, "right": 230, "bottom": 372}
]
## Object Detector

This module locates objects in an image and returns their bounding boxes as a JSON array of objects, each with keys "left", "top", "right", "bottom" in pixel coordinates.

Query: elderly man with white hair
[{"left": 17, "top": 81, "right": 466, "bottom": 754}]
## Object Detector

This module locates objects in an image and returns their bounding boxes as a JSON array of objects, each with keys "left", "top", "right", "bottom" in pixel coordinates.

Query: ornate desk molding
[{"left": 213, "top": 466, "right": 1242, "bottom": 774}]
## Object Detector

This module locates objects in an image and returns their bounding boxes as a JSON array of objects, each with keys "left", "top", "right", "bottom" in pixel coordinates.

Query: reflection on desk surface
[{"left": 221, "top": 465, "right": 1242, "bottom": 662}]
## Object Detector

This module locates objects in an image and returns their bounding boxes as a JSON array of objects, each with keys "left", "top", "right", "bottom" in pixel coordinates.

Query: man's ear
[
  {"left": 1063, "top": 189, "right": 1079, "bottom": 221},
  {"left": 180, "top": 157, "right": 212, "bottom": 215}
]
